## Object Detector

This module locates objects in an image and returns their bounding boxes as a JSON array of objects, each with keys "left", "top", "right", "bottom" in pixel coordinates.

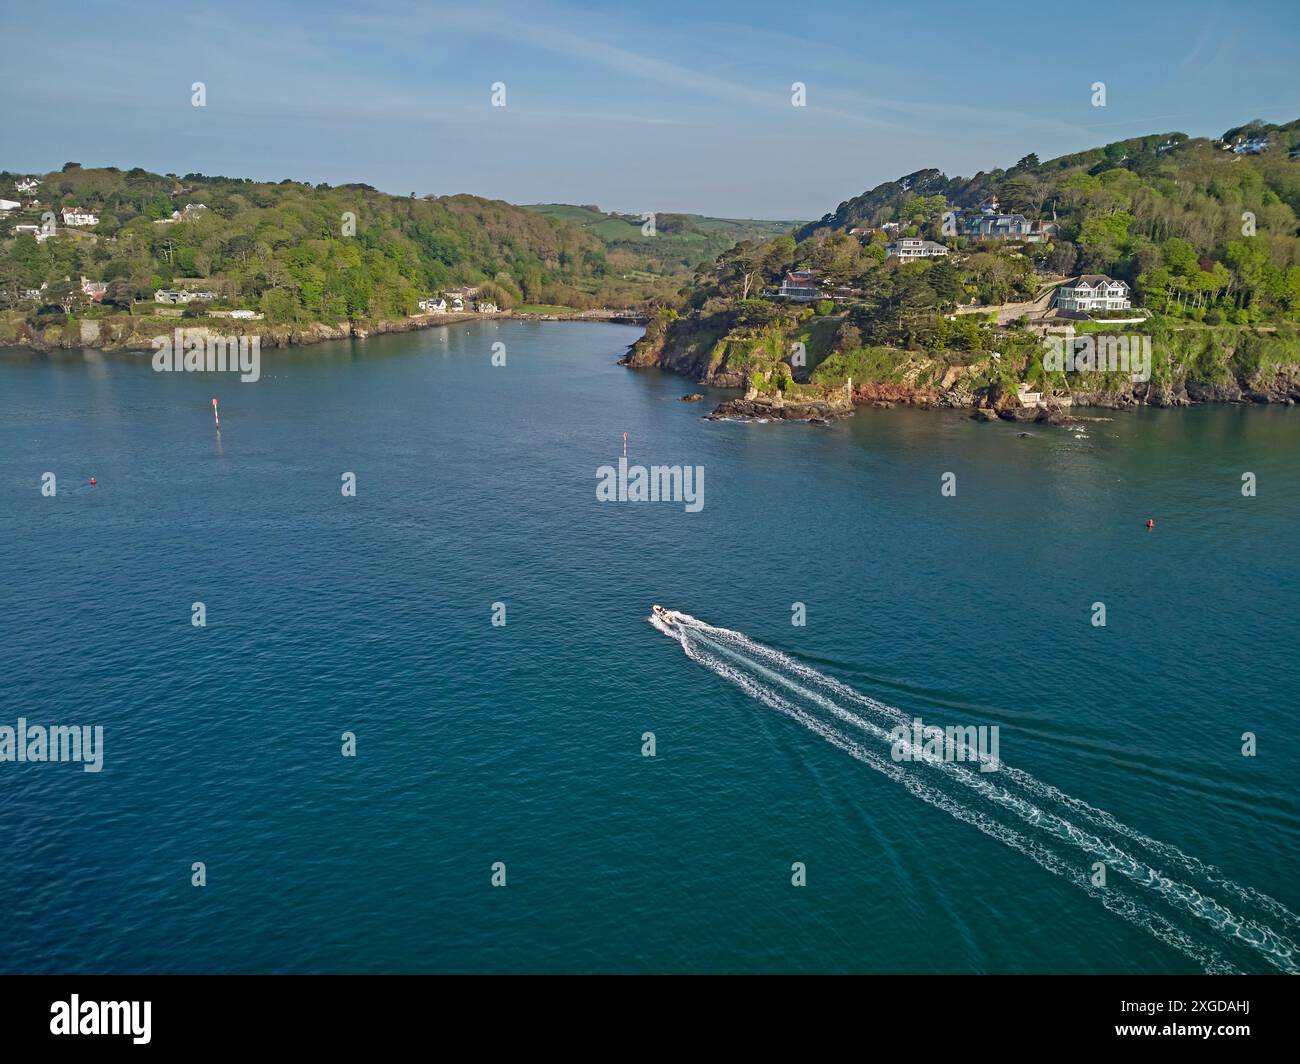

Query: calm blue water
[{"left": 1, "top": 321, "right": 1297, "bottom": 973}]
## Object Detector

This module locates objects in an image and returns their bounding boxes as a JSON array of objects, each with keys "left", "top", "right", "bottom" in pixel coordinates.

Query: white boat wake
[{"left": 650, "top": 608, "right": 1299, "bottom": 974}]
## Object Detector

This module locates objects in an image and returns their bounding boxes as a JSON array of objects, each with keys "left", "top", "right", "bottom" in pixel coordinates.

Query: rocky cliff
[{"left": 625, "top": 312, "right": 1300, "bottom": 415}]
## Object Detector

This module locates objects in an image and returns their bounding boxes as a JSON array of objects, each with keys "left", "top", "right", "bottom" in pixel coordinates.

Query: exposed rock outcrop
[{"left": 705, "top": 394, "right": 854, "bottom": 423}]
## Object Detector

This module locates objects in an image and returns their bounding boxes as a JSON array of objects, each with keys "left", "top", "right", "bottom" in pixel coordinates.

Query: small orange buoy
[{"left": 1146, "top": 518, "right": 1154, "bottom": 530}]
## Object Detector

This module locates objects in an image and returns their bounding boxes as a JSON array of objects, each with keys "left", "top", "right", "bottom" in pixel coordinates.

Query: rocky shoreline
[
  {"left": 624, "top": 319, "right": 1300, "bottom": 422},
  {"left": 0, "top": 309, "right": 645, "bottom": 354},
  {"left": 705, "top": 394, "right": 855, "bottom": 424}
]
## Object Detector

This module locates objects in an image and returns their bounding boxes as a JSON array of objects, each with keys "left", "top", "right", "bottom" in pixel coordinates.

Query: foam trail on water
[
  {"left": 654, "top": 610, "right": 1298, "bottom": 974},
  {"left": 678, "top": 634, "right": 1238, "bottom": 974},
  {"left": 688, "top": 615, "right": 1300, "bottom": 935}
]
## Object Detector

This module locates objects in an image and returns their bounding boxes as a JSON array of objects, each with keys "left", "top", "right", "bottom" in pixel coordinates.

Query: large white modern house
[
  {"left": 885, "top": 237, "right": 950, "bottom": 261},
  {"left": 60, "top": 206, "right": 99, "bottom": 227},
  {"left": 1054, "top": 275, "right": 1132, "bottom": 312}
]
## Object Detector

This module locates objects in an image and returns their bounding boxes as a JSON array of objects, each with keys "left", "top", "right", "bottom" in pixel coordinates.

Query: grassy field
[{"left": 513, "top": 303, "right": 579, "bottom": 315}]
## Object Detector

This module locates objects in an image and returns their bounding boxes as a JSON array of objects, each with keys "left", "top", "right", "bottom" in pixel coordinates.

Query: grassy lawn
[{"left": 513, "top": 303, "right": 579, "bottom": 315}]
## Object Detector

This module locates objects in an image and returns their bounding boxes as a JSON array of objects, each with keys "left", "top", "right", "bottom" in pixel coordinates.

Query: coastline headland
[
  {"left": 623, "top": 312, "right": 1300, "bottom": 420},
  {"left": 0, "top": 308, "right": 647, "bottom": 355}
]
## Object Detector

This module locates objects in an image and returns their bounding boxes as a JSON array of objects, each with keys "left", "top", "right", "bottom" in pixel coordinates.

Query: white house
[
  {"left": 1054, "top": 275, "right": 1132, "bottom": 312},
  {"left": 80, "top": 277, "right": 108, "bottom": 301},
  {"left": 418, "top": 296, "right": 447, "bottom": 313},
  {"left": 15, "top": 178, "right": 40, "bottom": 195},
  {"left": 851, "top": 221, "right": 901, "bottom": 238},
  {"left": 61, "top": 206, "right": 98, "bottom": 227},
  {"left": 13, "top": 222, "right": 55, "bottom": 241},
  {"left": 476, "top": 300, "right": 499, "bottom": 313},
  {"left": 0, "top": 198, "right": 21, "bottom": 214},
  {"left": 155, "top": 289, "right": 217, "bottom": 304},
  {"left": 778, "top": 269, "right": 822, "bottom": 300},
  {"left": 1230, "top": 137, "right": 1269, "bottom": 155},
  {"left": 153, "top": 203, "right": 208, "bottom": 225},
  {"left": 886, "top": 237, "right": 949, "bottom": 261},
  {"left": 1016, "top": 382, "right": 1044, "bottom": 407}
]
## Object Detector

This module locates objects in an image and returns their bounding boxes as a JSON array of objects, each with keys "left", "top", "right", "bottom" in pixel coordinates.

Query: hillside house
[
  {"left": 885, "top": 237, "right": 949, "bottom": 261},
  {"left": 961, "top": 210, "right": 1032, "bottom": 240},
  {"left": 778, "top": 269, "right": 822, "bottom": 301},
  {"left": 1053, "top": 275, "right": 1132, "bottom": 313},
  {"left": 61, "top": 207, "right": 99, "bottom": 227},
  {"left": 154, "top": 289, "right": 217, "bottom": 304}
]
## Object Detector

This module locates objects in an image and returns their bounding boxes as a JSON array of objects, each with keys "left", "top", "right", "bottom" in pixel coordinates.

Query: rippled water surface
[{"left": 1, "top": 321, "right": 1297, "bottom": 973}]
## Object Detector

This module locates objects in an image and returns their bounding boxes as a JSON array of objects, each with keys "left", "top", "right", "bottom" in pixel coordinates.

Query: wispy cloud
[{"left": 3, "top": 0, "right": 1297, "bottom": 217}]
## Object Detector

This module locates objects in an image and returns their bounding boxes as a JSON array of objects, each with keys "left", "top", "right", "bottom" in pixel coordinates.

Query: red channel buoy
[
  {"left": 90, "top": 477, "right": 97, "bottom": 487},
  {"left": 1146, "top": 518, "right": 1154, "bottom": 530}
]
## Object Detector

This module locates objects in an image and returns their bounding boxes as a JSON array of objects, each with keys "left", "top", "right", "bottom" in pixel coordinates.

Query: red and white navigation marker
[{"left": 212, "top": 397, "right": 220, "bottom": 430}]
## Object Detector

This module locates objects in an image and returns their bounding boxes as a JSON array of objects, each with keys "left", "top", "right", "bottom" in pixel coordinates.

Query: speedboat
[{"left": 651, "top": 604, "right": 677, "bottom": 626}]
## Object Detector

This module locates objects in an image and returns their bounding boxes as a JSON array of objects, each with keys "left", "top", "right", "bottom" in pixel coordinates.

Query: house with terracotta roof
[{"left": 778, "top": 269, "right": 822, "bottom": 301}]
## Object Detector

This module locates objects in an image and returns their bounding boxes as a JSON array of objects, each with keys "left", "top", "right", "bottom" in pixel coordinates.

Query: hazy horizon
[{"left": 3, "top": 0, "right": 1299, "bottom": 218}]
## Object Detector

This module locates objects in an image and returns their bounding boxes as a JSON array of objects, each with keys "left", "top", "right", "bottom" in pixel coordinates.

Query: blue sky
[{"left": 2, "top": 0, "right": 1298, "bottom": 218}]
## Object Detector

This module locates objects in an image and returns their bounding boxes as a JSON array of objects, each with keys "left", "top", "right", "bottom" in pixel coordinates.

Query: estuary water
[{"left": 1, "top": 320, "right": 1297, "bottom": 973}]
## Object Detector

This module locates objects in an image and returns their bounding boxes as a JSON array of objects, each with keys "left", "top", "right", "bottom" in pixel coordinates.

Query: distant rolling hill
[{"left": 524, "top": 203, "right": 803, "bottom": 279}]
